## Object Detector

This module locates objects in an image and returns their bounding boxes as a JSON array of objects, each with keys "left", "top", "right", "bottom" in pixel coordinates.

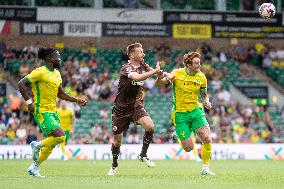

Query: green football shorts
[
  {"left": 172, "top": 107, "right": 209, "bottom": 141},
  {"left": 34, "top": 112, "right": 61, "bottom": 137}
]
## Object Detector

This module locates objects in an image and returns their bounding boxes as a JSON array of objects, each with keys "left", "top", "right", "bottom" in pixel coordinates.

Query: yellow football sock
[
  {"left": 202, "top": 143, "right": 212, "bottom": 165},
  {"left": 60, "top": 142, "right": 66, "bottom": 157},
  {"left": 40, "top": 135, "right": 66, "bottom": 147},
  {"left": 38, "top": 147, "right": 54, "bottom": 165}
]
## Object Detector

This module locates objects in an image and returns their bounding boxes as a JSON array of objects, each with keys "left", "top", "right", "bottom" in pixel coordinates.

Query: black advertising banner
[
  {"left": 20, "top": 22, "right": 63, "bottom": 35},
  {"left": 163, "top": 11, "right": 282, "bottom": 26},
  {"left": 236, "top": 86, "right": 268, "bottom": 99},
  {"left": 102, "top": 23, "right": 171, "bottom": 37},
  {"left": 0, "top": 7, "right": 36, "bottom": 21},
  {"left": 213, "top": 25, "right": 284, "bottom": 38}
]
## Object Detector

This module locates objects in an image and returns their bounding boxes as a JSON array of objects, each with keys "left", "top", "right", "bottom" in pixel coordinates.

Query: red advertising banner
[{"left": 0, "top": 20, "right": 11, "bottom": 34}]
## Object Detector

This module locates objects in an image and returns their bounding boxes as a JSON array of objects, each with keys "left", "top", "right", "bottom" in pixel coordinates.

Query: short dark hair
[
  {"left": 38, "top": 48, "right": 57, "bottom": 60},
  {"left": 126, "top": 43, "right": 142, "bottom": 57}
]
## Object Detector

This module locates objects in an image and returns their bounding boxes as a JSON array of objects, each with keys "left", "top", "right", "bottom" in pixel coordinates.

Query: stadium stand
[
  {"left": 0, "top": 0, "right": 283, "bottom": 146},
  {"left": 0, "top": 40, "right": 283, "bottom": 145}
]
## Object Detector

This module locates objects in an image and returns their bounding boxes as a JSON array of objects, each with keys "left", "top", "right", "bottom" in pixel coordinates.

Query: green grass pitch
[{"left": 1, "top": 160, "right": 284, "bottom": 189}]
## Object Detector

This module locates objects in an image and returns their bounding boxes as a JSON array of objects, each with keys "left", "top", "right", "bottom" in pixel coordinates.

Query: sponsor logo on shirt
[{"left": 132, "top": 80, "right": 144, "bottom": 86}]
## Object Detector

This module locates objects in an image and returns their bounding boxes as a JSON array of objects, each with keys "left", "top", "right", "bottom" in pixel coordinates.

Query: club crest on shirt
[
  {"left": 180, "top": 131, "right": 185, "bottom": 138},
  {"left": 194, "top": 78, "right": 200, "bottom": 84}
]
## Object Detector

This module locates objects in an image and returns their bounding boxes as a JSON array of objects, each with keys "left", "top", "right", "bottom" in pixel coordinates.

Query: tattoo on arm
[
  {"left": 18, "top": 78, "right": 33, "bottom": 101},
  {"left": 200, "top": 88, "right": 208, "bottom": 102},
  {"left": 57, "top": 85, "right": 77, "bottom": 103}
]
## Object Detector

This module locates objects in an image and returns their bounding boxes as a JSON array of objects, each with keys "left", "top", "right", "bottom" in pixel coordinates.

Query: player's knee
[
  {"left": 202, "top": 136, "right": 212, "bottom": 143},
  {"left": 183, "top": 143, "right": 194, "bottom": 152},
  {"left": 145, "top": 123, "right": 154, "bottom": 132},
  {"left": 183, "top": 145, "right": 193, "bottom": 152}
]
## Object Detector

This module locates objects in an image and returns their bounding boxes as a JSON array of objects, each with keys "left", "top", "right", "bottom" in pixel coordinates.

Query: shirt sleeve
[
  {"left": 121, "top": 65, "right": 135, "bottom": 78},
  {"left": 58, "top": 71, "right": 63, "bottom": 85},
  {"left": 70, "top": 109, "right": 74, "bottom": 118},
  {"left": 170, "top": 69, "right": 178, "bottom": 82},
  {"left": 200, "top": 76, "right": 207, "bottom": 90},
  {"left": 143, "top": 62, "right": 152, "bottom": 72},
  {"left": 26, "top": 67, "right": 43, "bottom": 84}
]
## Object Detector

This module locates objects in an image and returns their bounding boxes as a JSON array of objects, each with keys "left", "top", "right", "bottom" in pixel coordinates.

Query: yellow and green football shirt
[
  {"left": 57, "top": 108, "right": 74, "bottom": 131},
  {"left": 26, "top": 66, "right": 62, "bottom": 114},
  {"left": 171, "top": 68, "right": 207, "bottom": 112}
]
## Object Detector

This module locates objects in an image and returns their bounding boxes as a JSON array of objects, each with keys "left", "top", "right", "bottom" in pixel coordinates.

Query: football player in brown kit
[{"left": 108, "top": 43, "right": 162, "bottom": 176}]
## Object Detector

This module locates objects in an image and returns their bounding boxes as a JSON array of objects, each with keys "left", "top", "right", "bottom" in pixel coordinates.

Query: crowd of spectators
[{"left": 0, "top": 40, "right": 283, "bottom": 145}]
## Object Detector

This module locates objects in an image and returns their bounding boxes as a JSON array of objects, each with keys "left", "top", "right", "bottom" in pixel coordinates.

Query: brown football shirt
[{"left": 114, "top": 61, "right": 151, "bottom": 109}]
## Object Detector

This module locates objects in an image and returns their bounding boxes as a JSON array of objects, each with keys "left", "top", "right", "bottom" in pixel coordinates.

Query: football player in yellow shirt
[
  {"left": 57, "top": 100, "right": 75, "bottom": 160},
  {"left": 156, "top": 52, "right": 215, "bottom": 176},
  {"left": 18, "top": 48, "right": 87, "bottom": 177}
]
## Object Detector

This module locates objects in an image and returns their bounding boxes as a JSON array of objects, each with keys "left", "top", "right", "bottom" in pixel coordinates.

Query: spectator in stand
[
  {"left": 6, "top": 123, "right": 16, "bottom": 142},
  {"left": 9, "top": 93, "right": 21, "bottom": 118},
  {"left": 216, "top": 87, "right": 231, "bottom": 106},
  {"left": 127, "top": 127, "right": 140, "bottom": 144},
  {"left": 101, "top": 123, "right": 112, "bottom": 144},
  {"left": 16, "top": 126, "right": 27, "bottom": 144},
  {"left": 89, "top": 56, "right": 97, "bottom": 72},
  {"left": 201, "top": 43, "right": 213, "bottom": 61},
  {"left": 145, "top": 77, "right": 159, "bottom": 94},
  {"left": 201, "top": 60, "right": 214, "bottom": 78},
  {"left": 8, "top": 112, "right": 20, "bottom": 129},
  {"left": 19, "top": 62, "right": 30, "bottom": 78},
  {"left": 0, "top": 117, "right": 5, "bottom": 132},
  {"left": 233, "top": 43, "right": 247, "bottom": 63},
  {"left": 218, "top": 111, "right": 230, "bottom": 138},
  {"left": 99, "top": 107, "right": 110, "bottom": 119},
  {"left": 211, "top": 75, "right": 223, "bottom": 93},
  {"left": 0, "top": 40, "right": 6, "bottom": 54},
  {"left": 121, "top": 50, "right": 129, "bottom": 62},
  {"left": 240, "top": 127, "right": 252, "bottom": 143},
  {"left": 238, "top": 63, "right": 255, "bottom": 78},
  {"left": 26, "top": 129, "right": 38, "bottom": 144},
  {"left": 217, "top": 47, "right": 228, "bottom": 63},
  {"left": 99, "top": 82, "right": 112, "bottom": 101},
  {"left": 91, "top": 123, "right": 103, "bottom": 143},
  {"left": 0, "top": 114, "right": 9, "bottom": 127},
  {"left": 262, "top": 52, "right": 272, "bottom": 68}
]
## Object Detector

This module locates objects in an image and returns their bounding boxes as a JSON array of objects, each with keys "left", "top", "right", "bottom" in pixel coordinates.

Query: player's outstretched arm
[
  {"left": 129, "top": 62, "right": 161, "bottom": 81},
  {"left": 156, "top": 72, "right": 174, "bottom": 87},
  {"left": 57, "top": 85, "right": 87, "bottom": 106},
  {"left": 18, "top": 77, "right": 34, "bottom": 112}
]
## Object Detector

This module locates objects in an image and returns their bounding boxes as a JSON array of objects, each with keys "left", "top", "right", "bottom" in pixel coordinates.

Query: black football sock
[
  {"left": 140, "top": 131, "right": 153, "bottom": 157},
  {"left": 111, "top": 143, "right": 120, "bottom": 168}
]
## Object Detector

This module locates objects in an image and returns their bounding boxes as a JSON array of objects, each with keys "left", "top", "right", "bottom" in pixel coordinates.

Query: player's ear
[{"left": 127, "top": 52, "right": 131, "bottom": 58}]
